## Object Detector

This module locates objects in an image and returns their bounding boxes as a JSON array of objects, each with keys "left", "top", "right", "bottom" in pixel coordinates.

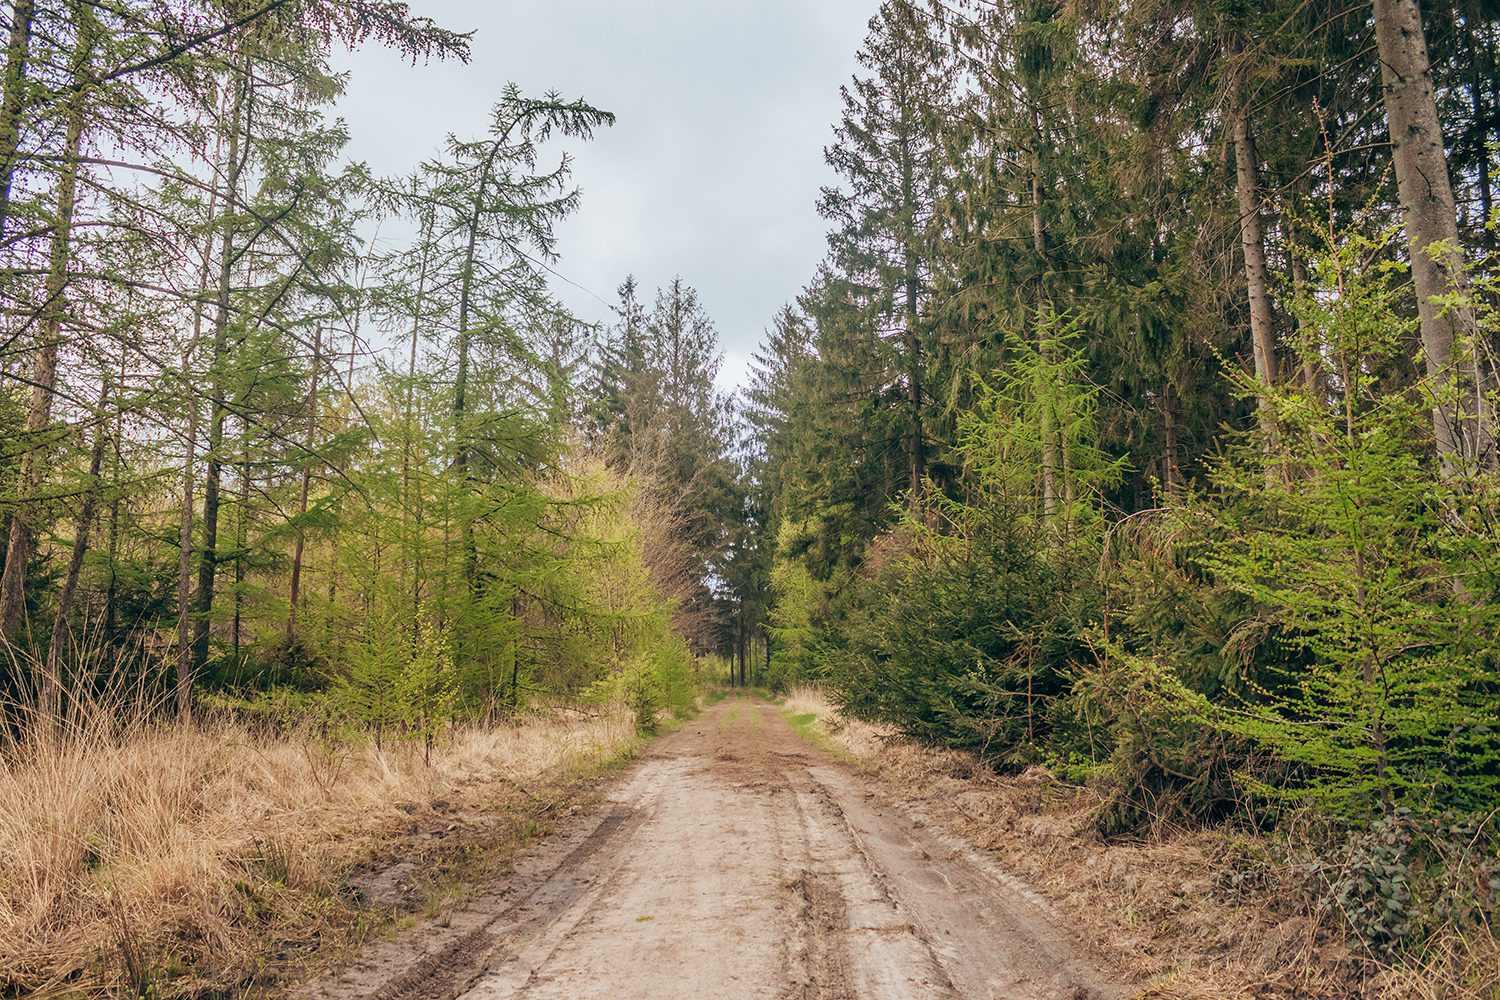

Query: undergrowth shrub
[
  {"left": 1310, "top": 810, "right": 1500, "bottom": 957},
  {"left": 1067, "top": 648, "right": 1252, "bottom": 836},
  {"left": 821, "top": 311, "right": 1115, "bottom": 772},
  {"left": 331, "top": 616, "right": 455, "bottom": 752},
  {"left": 1192, "top": 234, "right": 1500, "bottom": 818},
  {"left": 823, "top": 518, "right": 1094, "bottom": 768}
]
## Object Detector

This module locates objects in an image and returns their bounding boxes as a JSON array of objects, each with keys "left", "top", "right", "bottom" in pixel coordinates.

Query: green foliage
[
  {"left": 1311, "top": 809, "right": 1500, "bottom": 956},
  {"left": 959, "top": 310, "right": 1127, "bottom": 545},
  {"left": 331, "top": 617, "right": 455, "bottom": 753},
  {"left": 585, "top": 636, "right": 698, "bottom": 735},
  {"left": 1066, "top": 646, "right": 1246, "bottom": 835},
  {"left": 395, "top": 620, "right": 458, "bottom": 758},
  {"left": 822, "top": 513, "right": 1096, "bottom": 768},
  {"left": 817, "top": 306, "right": 1119, "bottom": 769},
  {"left": 652, "top": 640, "right": 698, "bottom": 718},
  {"left": 1195, "top": 234, "right": 1500, "bottom": 817},
  {"left": 765, "top": 520, "right": 827, "bottom": 687}
]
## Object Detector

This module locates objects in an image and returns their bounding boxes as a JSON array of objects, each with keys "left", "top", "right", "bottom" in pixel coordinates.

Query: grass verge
[
  {"left": 776, "top": 686, "right": 1499, "bottom": 999},
  {"left": 778, "top": 694, "right": 857, "bottom": 765},
  {"left": 0, "top": 701, "right": 644, "bottom": 997}
]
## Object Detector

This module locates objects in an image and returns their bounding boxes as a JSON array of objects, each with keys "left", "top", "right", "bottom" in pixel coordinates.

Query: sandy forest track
[{"left": 303, "top": 699, "right": 1125, "bottom": 1000}]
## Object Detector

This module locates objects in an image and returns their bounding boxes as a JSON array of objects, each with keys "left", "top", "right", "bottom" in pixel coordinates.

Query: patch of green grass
[
  {"left": 707, "top": 685, "right": 778, "bottom": 703},
  {"left": 778, "top": 705, "right": 856, "bottom": 763},
  {"left": 420, "top": 876, "right": 466, "bottom": 918}
]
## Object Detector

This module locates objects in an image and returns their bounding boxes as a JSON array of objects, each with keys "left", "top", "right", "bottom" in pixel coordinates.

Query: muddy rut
[{"left": 303, "top": 699, "right": 1125, "bottom": 1000}]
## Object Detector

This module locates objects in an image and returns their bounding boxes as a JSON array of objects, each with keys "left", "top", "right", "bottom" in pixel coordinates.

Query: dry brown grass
[
  {"left": 1367, "top": 929, "right": 1500, "bottom": 999},
  {"left": 783, "top": 686, "right": 1498, "bottom": 999},
  {"left": 0, "top": 701, "right": 637, "bottom": 996}
]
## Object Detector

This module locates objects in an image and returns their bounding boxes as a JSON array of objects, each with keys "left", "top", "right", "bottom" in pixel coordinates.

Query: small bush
[{"left": 1311, "top": 809, "right": 1500, "bottom": 956}]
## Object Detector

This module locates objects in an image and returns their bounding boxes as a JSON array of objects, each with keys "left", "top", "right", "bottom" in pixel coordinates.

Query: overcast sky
[{"left": 331, "top": 1, "right": 876, "bottom": 392}]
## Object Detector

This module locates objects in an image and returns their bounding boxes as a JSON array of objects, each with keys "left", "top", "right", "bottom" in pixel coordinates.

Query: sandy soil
[{"left": 302, "top": 698, "right": 1126, "bottom": 1000}]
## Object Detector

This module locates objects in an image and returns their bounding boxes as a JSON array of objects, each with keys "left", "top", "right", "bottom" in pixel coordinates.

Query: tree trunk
[
  {"left": 231, "top": 451, "right": 247, "bottom": 663},
  {"left": 1030, "top": 104, "right": 1061, "bottom": 520},
  {"left": 175, "top": 369, "right": 198, "bottom": 714},
  {"left": 1289, "top": 243, "right": 1325, "bottom": 398},
  {"left": 103, "top": 361, "right": 123, "bottom": 664},
  {"left": 897, "top": 85, "right": 924, "bottom": 516},
  {"left": 1161, "top": 381, "right": 1181, "bottom": 492},
  {"left": 454, "top": 142, "right": 506, "bottom": 594},
  {"left": 402, "top": 207, "right": 433, "bottom": 618},
  {"left": 0, "top": 12, "right": 92, "bottom": 641},
  {"left": 173, "top": 114, "right": 227, "bottom": 719},
  {"left": 287, "top": 325, "right": 322, "bottom": 641},
  {"left": 904, "top": 315, "right": 923, "bottom": 512},
  {"left": 42, "top": 417, "right": 107, "bottom": 721},
  {"left": 1473, "top": 29, "right": 1496, "bottom": 257},
  {"left": 1372, "top": 0, "right": 1496, "bottom": 472},
  {"left": 1231, "top": 98, "right": 1279, "bottom": 440},
  {"left": 0, "top": 0, "right": 34, "bottom": 238},
  {"left": 189, "top": 63, "right": 248, "bottom": 699}
]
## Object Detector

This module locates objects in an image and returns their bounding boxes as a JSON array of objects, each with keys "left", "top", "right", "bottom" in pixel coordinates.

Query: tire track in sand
[{"left": 303, "top": 699, "right": 1126, "bottom": 1000}]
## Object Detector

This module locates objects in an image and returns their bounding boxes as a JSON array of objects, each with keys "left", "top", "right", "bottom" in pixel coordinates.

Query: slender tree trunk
[
  {"left": 1467, "top": 18, "right": 1497, "bottom": 259},
  {"left": 509, "top": 611, "right": 520, "bottom": 711},
  {"left": 0, "top": 12, "right": 92, "bottom": 642},
  {"left": 173, "top": 117, "right": 225, "bottom": 717},
  {"left": 1031, "top": 104, "right": 1061, "bottom": 520},
  {"left": 901, "top": 242, "right": 923, "bottom": 515},
  {"left": 1161, "top": 381, "right": 1181, "bottom": 492},
  {"left": 103, "top": 360, "right": 123, "bottom": 663},
  {"left": 1372, "top": 0, "right": 1496, "bottom": 472},
  {"left": 1475, "top": 43, "right": 1495, "bottom": 257},
  {"left": 903, "top": 280, "right": 923, "bottom": 512},
  {"left": 232, "top": 450, "right": 247, "bottom": 662},
  {"left": 454, "top": 148, "right": 501, "bottom": 594},
  {"left": 287, "top": 325, "right": 322, "bottom": 641},
  {"left": 1230, "top": 89, "right": 1279, "bottom": 441},
  {"left": 1030, "top": 108, "right": 1048, "bottom": 261},
  {"left": 1289, "top": 245, "right": 1324, "bottom": 398},
  {"left": 0, "top": 0, "right": 34, "bottom": 238},
  {"left": 189, "top": 63, "right": 249, "bottom": 699},
  {"left": 894, "top": 76, "right": 925, "bottom": 516},
  {"left": 402, "top": 209, "right": 433, "bottom": 619},
  {"left": 176, "top": 374, "right": 198, "bottom": 710},
  {"left": 42, "top": 416, "right": 107, "bottom": 721}
]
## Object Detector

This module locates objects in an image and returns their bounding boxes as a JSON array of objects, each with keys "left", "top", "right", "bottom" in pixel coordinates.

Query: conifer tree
[{"left": 819, "top": 0, "right": 959, "bottom": 514}]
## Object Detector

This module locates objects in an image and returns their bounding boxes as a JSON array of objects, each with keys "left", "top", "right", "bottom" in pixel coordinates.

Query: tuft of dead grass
[
  {"left": 0, "top": 700, "right": 638, "bottom": 996},
  {"left": 782, "top": 687, "right": 1499, "bottom": 999}
]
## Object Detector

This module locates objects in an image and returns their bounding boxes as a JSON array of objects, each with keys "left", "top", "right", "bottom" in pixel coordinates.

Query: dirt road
[{"left": 305, "top": 698, "right": 1125, "bottom": 1000}]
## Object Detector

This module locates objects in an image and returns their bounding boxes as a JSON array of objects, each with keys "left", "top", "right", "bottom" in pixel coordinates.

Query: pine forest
[{"left": 1, "top": 1, "right": 1499, "bottom": 996}]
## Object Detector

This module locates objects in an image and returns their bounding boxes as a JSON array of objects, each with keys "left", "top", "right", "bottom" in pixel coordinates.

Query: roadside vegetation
[
  {"left": 740, "top": 3, "right": 1500, "bottom": 994},
  {"left": 781, "top": 687, "right": 1500, "bottom": 998},
  {"left": 0, "top": 696, "right": 643, "bottom": 995}
]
